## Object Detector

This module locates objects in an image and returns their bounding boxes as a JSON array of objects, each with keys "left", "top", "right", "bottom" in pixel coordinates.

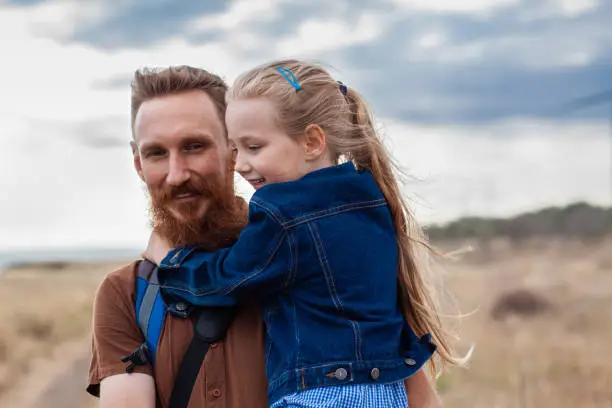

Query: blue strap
[
  {"left": 135, "top": 260, "right": 167, "bottom": 366},
  {"left": 138, "top": 277, "right": 158, "bottom": 335}
]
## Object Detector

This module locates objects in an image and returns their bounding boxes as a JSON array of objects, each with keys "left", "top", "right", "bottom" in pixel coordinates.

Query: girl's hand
[{"left": 141, "top": 232, "right": 173, "bottom": 265}]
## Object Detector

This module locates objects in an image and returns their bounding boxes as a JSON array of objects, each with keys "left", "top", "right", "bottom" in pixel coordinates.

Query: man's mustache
[{"left": 152, "top": 178, "right": 213, "bottom": 203}]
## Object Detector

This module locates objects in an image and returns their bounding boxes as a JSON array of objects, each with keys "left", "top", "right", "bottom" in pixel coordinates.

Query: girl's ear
[{"left": 303, "top": 124, "right": 327, "bottom": 161}]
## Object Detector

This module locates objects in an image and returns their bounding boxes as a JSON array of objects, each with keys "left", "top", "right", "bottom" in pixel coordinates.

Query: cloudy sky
[{"left": 1, "top": 0, "right": 611, "bottom": 251}]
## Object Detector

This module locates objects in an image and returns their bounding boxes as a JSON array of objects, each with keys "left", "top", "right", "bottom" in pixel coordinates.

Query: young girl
[{"left": 153, "top": 59, "right": 458, "bottom": 407}]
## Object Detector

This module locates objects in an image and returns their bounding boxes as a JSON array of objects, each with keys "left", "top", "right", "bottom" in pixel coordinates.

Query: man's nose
[{"left": 166, "top": 154, "right": 191, "bottom": 186}]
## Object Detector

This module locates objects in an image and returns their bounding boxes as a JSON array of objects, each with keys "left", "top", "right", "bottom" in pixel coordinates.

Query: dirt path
[{"left": 0, "top": 336, "right": 95, "bottom": 408}]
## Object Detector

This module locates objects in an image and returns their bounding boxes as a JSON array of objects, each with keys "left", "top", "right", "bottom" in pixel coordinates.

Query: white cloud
[
  {"left": 275, "top": 13, "right": 388, "bottom": 56},
  {"left": 406, "top": 25, "right": 602, "bottom": 70},
  {"left": 380, "top": 118, "right": 610, "bottom": 223},
  {"left": 23, "top": 0, "right": 108, "bottom": 41},
  {"left": 557, "top": 0, "right": 600, "bottom": 16},
  {"left": 414, "top": 31, "right": 447, "bottom": 50},
  {"left": 388, "top": 0, "right": 520, "bottom": 14},
  {"left": 522, "top": 0, "right": 601, "bottom": 20},
  {"left": 189, "top": 0, "right": 285, "bottom": 33},
  {"left": 0, "top": 116, "right": 145, "bottom": 250},
  {"left": 0, "top": 1, "right": 100, "bottom": 39},
  {"left": 0, "top": 37, "right": 248, "bottom": 122},
  {"left": 398, "top": 0, "right": 607, "bottom": 69}
]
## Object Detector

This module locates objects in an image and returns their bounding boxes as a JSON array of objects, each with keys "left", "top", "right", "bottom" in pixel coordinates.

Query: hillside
[{"left": 424, "top": 201, "right": 612, "bottom": 241}]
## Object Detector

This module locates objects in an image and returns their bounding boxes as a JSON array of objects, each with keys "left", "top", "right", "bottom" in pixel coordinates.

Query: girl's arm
[
  {"left": 156, "top": 202, "right": 292, "bottom": 306},
  {"left": 405, "top": 369, "right": 443, "bottom": 408}
]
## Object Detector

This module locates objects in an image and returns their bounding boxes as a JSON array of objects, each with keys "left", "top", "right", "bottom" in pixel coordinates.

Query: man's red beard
[{"left": 148, "top": 172, "right": 248, "bottom": 250}]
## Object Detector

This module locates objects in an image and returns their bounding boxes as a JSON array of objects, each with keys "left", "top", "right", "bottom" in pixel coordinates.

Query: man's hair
[{"left": 130, "top": 65, "right": 228, "bottom": 137}]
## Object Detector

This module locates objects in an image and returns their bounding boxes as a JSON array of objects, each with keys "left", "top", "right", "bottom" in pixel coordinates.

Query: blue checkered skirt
[{"left": 269, "top": 380, "right": 408, "bottom": 408}]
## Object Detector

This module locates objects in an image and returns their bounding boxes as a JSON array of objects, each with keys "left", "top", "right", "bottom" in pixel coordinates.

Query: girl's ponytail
[{"left": 344, "top": 87, "right": 461, "bottom": 377}]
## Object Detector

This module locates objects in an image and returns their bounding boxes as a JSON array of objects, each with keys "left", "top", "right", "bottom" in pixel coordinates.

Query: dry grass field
[
  {"left": 0, "top": 237, "right": 610, "bottom": 407},
  {"left": 436, "top": 237, "right": 612, "bottom": 408},
  {"left": 0, "top": 260, "right": 127, "bottom": 408}
]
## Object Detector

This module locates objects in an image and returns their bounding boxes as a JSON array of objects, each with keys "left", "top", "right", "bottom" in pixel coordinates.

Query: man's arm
[
  {"left": 100, "top": 373, "right": 156, "bottom": 408},
  {"left": 88, "top": 267, "right": 156, "bottom": 408},
  {"left": 405, "top": 368, "right": 443, "bottom": 408}
]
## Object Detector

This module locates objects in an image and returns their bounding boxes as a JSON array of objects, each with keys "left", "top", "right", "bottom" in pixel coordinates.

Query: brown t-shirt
[{"left": 87, "top": 261, "right": 268, "bottom": 408}]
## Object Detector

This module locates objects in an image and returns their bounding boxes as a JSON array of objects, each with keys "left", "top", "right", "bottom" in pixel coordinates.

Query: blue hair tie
[
  {"left": 276, "top": 66, "right": 301, "bottom": 91},
  {"left": 337, "top": 81, "right": 348, "bottom": 96}
]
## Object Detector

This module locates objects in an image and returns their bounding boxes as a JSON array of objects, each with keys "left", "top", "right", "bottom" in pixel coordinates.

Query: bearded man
[{"left": 87, "top": 66, "right": 268, "bottom": 408}]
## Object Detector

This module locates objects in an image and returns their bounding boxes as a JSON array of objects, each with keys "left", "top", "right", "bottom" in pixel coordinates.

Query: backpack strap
[
  {"left": 120, "top": 259, "right": 165, "bottom": 373},
  {"left": 135, "top": 259, "right": 167, "bottom": 365},
  {"left": 124, "top": 259, "right": 238, "bottom": 408},
  {"left": 167, "top": 306, "right": 237, "bottom": 408}
]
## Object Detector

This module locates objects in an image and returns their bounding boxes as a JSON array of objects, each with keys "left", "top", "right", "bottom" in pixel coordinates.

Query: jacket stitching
[
  {"left": 286, "top": 198, "right": 385, "bottom": 223},
  {"left": 251, "top": 197, "right": 286, "bottom": 226},
  {"left": 350, "top": 320, "right": 363, "bottom": 361},
  {"left": 284, "top": 200, "right": 387, "bottom": 229},
  {"left": 292, "top": 300, "right": 301, "bottom": 372},
  {"left": 308, "top": 223, "right": 344, "bottom": 313},
  {"left": 309, "top": 222, "right": 365, "bottom": 361},
  {"left": 284, "top": 231, "right": 298, "bottom": 289}
]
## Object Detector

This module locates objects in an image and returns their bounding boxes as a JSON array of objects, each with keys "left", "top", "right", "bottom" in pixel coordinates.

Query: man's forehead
[{"left": 134, "top": 91, "right": 224, "bottom": 144}]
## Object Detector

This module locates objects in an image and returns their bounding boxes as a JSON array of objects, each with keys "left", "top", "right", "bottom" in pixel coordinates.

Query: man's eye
[
  {"left": 145, "top": 150, "right": 165, "bottom": 158},
  {"left": 185, "top": 143, "right": 204, "bottom": 151}
]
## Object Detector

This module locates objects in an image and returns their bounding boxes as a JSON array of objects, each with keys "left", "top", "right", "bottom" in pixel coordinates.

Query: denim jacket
[{"left": 157, "top": 162, "right": 436, "bottom": 404}]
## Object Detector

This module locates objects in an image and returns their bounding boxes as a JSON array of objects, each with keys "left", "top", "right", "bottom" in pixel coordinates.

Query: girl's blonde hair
[{"left": 229, "top": 59, "right": 463, "bottom": 376}]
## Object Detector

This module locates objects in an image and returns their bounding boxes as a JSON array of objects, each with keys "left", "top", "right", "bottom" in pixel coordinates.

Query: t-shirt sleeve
[{"left": 87, "top": 265, "right": 153, "bottom": 397}]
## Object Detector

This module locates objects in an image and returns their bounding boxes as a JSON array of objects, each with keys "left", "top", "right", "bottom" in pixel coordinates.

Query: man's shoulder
[
  {"left": 91, "top": 260, "right": 143, "bottom": 337},
  {"left": 94, "top": 260, "right": 141, "bottom": 302}
]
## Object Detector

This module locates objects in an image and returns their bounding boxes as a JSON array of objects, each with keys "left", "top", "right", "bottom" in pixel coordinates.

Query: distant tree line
[{"left": 424, "top": 202, "right": 612, "bottom": 241}]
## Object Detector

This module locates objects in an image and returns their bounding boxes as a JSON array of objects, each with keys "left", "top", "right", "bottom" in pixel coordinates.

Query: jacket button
[
  {"left": 370, "top": 367, "right": 380, "bottom": 380},
  {"left": 175, "top": 302, "right": 187, "bottom": 312},
  {"left": 405, "top": 358, "right": 416, "bottom": 366},
  {"left": 334, "top": 368, "right": 348, "bottom": 380}
]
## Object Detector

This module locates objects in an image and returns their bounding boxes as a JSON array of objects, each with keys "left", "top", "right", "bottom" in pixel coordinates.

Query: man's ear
[
  {"left": 131, "top": 141, "right": 145, "bottom": 182},
  {"left": 303, "top": 124, "right": 327, "bottom": 161}
]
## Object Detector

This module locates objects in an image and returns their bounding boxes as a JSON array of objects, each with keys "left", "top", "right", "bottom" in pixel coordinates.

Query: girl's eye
[{"left": 248, "top": 145, "right": 261, "bottom": 152}]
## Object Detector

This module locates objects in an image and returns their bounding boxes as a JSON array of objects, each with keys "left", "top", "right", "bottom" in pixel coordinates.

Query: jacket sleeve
[{"left": 157, "top": 200, "right": 292, "bottom": 306}]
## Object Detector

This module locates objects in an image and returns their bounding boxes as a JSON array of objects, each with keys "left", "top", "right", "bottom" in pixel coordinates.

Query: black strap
[
  {"left": 167, "top": 306, "right": 237, "bottom": 408},
  {"left": 167, "top": 334, "right": 209, "bottom": 408}
]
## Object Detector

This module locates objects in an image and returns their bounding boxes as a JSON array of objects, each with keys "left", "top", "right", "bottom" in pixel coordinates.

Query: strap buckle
[{"left": 121, "top": 343, "right": 150, "bottom": 373}]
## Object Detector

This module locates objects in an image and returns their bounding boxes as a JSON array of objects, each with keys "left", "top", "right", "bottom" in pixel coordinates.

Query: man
[
  {"left": 87, "top": 66, "right": 267, "bottom": 408},
  {"left": 87, "top": 65, "right": 443, "bottom": 408}
]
